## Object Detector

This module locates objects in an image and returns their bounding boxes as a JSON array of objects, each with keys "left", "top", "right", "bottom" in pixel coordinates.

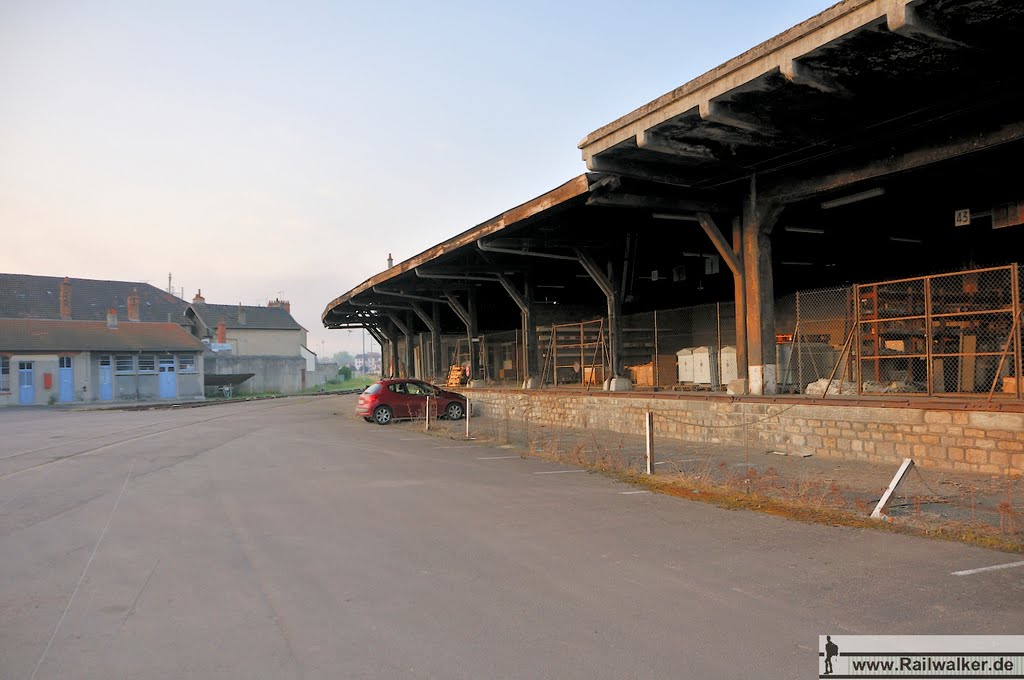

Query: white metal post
[
  {"left": 871, "top": 458, "right": 915, "bottom": 519},
  {"left": 465, "top": 397, "right": 471, "bottom": 439},
  {"left": 424, "top": 396, "right": 431, "bottom": 432},
  {"left": 645, "top": 411, "right": 654, "bottom": 474}
]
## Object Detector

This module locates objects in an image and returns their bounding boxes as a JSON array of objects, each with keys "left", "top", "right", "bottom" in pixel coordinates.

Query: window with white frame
[
  {"left": 178, "top": 354, "right": 196, "bottom": 373},
  {"left": 115, "top": 355, "right": 135, "bottom": 374},
  {"left": 138, "top": 355, "right": 156, "bottom": 373},
  {"left": 0, "top": 357, "right": 8, "bottom": 392}
]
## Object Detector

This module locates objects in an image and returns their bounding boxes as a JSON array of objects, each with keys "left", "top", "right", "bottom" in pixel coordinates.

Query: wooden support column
[
  {"left": 733, "top": 218, "right": 748, "bottom": 386},
  {"left": 409, "top": 302, "right": 444, "bottom": 383},
  {"left": 498, "top": 274, "right": 540, "bottom": 388},
  {"left": 742, "top": 180, "right": 783, "bottom": 395},
  {"left": 697, "top": 212, "right": 747, "bottom": 392},
  {"left": 386, "top": 312, "right": 414, "bottom": 378},
  {"left": 576, "top": 249, "right": 630, "bottom": 390},
  {"left": 444, "top": 292, "right": 481, "bottom": 385},
  {"left": 431, "top": 303, "right": 443, "bottom": 384},
  {"left": 376, "top": 323, "right": 398, "bottom": 378},
  {"left": 467, "top": 286, "right": 480, "bottom": 384}
]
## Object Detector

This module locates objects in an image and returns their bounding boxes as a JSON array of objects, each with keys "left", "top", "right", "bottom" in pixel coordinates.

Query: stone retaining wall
[{"left": 465, "top": 390, "right": 1024, "bottom": 475}]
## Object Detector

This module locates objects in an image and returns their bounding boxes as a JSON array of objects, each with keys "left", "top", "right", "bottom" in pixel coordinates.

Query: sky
[{"left": 0, "top": 0, "right": 828, "bottom": 356}]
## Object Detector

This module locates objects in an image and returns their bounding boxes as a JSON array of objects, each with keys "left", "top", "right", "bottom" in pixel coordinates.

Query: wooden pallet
[{"left": 445, "top": 365, "right": 464, "bottom": 388}]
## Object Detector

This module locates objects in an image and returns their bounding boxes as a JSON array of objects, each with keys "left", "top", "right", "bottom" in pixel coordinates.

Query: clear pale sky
[{"left": 0, "top": 0, "right": 827, "bottom": 356}]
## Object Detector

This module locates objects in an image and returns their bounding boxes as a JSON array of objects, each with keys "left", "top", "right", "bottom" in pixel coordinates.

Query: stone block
[
  {"left": 965, "top": 449, "right": 988, "bottom": 464},
  {"left": 988, "top": 451, "right": 1010, "bottom": 468},
  {"left": 969, "top": 412, "right": 1024, "bottom": 431},
  {"left": 924, "top": 411, "right": 952, "bottom": 424}
]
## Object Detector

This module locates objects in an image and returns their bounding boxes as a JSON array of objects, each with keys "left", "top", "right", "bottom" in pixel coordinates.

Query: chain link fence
[
  {"left": 855, "top": 264, "right": 1021, "bottom": 397},
  {"left": 410, "top": 265, "right": 1022, "bottom": 400}
]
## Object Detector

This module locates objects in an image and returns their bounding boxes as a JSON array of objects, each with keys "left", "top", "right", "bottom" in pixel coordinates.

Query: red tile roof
[{"left": 0, "top": 319, "right": 204, "bottom": 352}]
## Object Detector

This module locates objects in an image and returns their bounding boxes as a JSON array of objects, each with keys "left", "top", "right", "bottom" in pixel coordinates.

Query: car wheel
[
  {"left": 363, "top": 417, "right": 374, "bottom": 423},
  {"left": 373, "top": 405, "right": 393, "bottom": 425},
  {"left": 445, "top": 402, "right": 464, "bottom": 420}
]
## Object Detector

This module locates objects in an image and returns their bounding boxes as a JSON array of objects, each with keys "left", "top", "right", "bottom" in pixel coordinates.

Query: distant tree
[
  {"left": 338, "top": 365, "right": 353, "bottom": 381},
  {"left": 332, "top": 351, "right": 355, "bottom": 368}
]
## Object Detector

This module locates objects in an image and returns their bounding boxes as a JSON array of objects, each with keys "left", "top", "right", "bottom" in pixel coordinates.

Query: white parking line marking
[
  {"left": 654, "top": 461, "right": 667, "bottom": 466},
  {"left": 619, "top": 490, "right": 650, "bottom": 495},
  {"left": 951, "top": 560, "right": 1024, "bottom": 576},
  {"left": 533, "top": 470, "right": 585, "bottom": 475},
  {"left": 477, "top": 456, "right": 520, "bottom": 460},
  {"left": 432, "top": 445, "right": 487, "bottom": 449}
]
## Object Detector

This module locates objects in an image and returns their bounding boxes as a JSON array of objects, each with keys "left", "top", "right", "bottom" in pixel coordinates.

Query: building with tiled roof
[
  {"left": 0, "top": 274, "right": 204, "bottom": 405},
  {"left": 0, "top": 273, "right": 189, "bottom": 324},
  {"left": 185, "top": 291, "right": 311, "bottom": 394}
]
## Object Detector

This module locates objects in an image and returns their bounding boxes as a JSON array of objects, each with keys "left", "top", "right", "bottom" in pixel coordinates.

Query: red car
[{"left": 356, "top": 379, "right": 467, "bottom": 425}]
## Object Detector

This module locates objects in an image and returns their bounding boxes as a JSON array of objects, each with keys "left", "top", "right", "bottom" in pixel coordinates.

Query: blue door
[
  {"left": 158, "top": 357, "right": 177, "bottom": 399},
  {"left": 18, "top": 362, "right": 34, "bottom": 404},
  {"left": 59, "top": 356, "right": 74, "bottom": 402},
  {"left": 99, "top": 355, "right": 113, "bottom": 401}
]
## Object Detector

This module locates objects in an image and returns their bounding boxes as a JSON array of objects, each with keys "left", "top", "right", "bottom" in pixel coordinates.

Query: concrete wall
[
  {"left": 308, "top": 363, "right": 338, "bottom": 388},
  {"left": 225, "top": 329, "right": 306, "bottom": 356},
  {"left": 0, "top": 351, "right": 203, "bottom": 405},
  {"left": 465, "top": 389, "right": 1024, "bottom": 476},
  {"left": 204, "top": 354, "right": 305, "bottom": 394}
]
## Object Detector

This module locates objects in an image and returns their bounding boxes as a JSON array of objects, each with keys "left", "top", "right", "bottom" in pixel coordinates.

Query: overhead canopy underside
[{"left": 323, "top": 0, "right": 1024, "bottom": 339}]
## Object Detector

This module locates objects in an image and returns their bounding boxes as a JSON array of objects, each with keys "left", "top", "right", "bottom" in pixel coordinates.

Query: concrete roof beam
[
  {"left": 780, "top": 60, "right": 849, "bottom": 97},
  {"left": 585, "top": 156, "right": 694, "bottom": 188},
  {"left": 886, "top": 1, "right": 963, "bottom": 46},
  {"left": 635, "top": 130, "right": 718, "bottom": 161},
  {"left": 698, "top": 100, "right": 772, "bottom": 135}
]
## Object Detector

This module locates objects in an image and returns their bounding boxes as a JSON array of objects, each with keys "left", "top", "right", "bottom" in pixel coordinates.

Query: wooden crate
[{"left": 628, "top": 355, "right": 678, "bottom": 387}]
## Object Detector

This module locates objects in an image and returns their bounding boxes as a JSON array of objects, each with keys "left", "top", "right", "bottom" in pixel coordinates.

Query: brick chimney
[
  {"left": 192, "top": 289, "right": 205, "bottom": 304},
  {"left": 267, "top": 297, "right": 291, "bottom": 314},
  {"left": 59, "top": 277, "right": 72, "bottom": 319},
  {"left": 106, "top": 308, "right": 118, "bottom": 328},
  {"left": 217, "top": 319, "right": 226, "bottom": 344},
  {"left": 126, "top": 288, "right": 140, "bottom": 321}
]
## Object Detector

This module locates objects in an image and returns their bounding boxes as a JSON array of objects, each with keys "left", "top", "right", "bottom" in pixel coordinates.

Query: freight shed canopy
[{"left": 324, "top": 0, "right": 1024, "bottom": 396}]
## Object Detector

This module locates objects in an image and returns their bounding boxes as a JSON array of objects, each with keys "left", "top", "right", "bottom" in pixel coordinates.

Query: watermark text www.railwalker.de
[{"left": 819, "top": 636, "right": 1024, "bottom": 678}]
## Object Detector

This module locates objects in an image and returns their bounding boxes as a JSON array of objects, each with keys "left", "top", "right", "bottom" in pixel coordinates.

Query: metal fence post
[
  {"left": 924, "top": 276, "right": 934, "bottom": 396},
  {"left": 465, "top": 396, "right": 471, "bottom": 439},
  {"left": 1015, "top": 264, "right": 1022, "bottom": 400},
  {"left": 645, "top": 411, "right": 654, "bottom": 474}
]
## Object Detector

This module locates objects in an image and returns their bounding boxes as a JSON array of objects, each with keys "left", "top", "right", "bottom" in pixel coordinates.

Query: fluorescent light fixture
[
  {"left": 781, "top": 261, "right": 815, "bottom": 266},
  {"left": 652, "top": 212, "right": 700, "bottom": 222},
  {"left": 784, "top": 226, "right": 825, "bottom": 234},
  {"left": 889, "top": 236, "right": 922, "bottom": 243},
  {"left": 820, "top": 187, "right": 886, "bottom": 210}
]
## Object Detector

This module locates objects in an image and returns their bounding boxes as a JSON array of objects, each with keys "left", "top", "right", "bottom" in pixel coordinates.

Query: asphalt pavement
[{"left": 1, "top": 395, "right": 1021, "bottom": 679}]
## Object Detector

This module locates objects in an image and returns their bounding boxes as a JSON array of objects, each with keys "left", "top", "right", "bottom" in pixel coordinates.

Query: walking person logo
[{"left": 822, "top": 636, "right": 839, "bottom": 676}]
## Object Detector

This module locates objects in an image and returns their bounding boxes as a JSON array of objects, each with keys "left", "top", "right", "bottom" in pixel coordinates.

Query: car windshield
[{"left": 363, "top": 383, "right": 383, "bottom": 395}]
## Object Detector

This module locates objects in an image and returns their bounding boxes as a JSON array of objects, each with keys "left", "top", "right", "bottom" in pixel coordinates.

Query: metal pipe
[
  {"left": 372, "top": 286, "right": 446, "bottom": 303},
  {"left": 415, "top": 268, "right": 497, "bottom": 283},
  {"left": 477, "top": 239, "right": 577, "bottom": 261}
]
